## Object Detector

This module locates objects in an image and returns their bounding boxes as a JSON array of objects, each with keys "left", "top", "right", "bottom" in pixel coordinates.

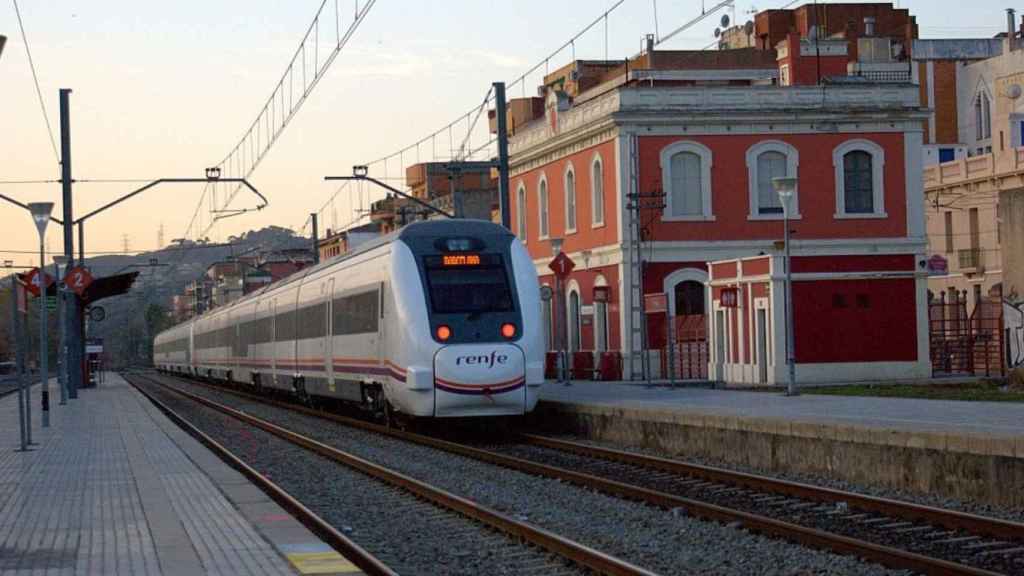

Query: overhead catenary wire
[
  {"left": 315, "top": 0, "right": 632, "bottom": 234},
  {"left": 11, "top": 0, "right": 60, "bottom": 164},
  {"left": 193, "top": 0, "right": 377, "bottom": 240}
]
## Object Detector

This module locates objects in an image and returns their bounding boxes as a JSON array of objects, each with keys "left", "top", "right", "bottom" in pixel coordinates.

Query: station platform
[
  {"left": 0, "top": 373, "right": 360, "bottom": 575},
  {"left": 535, "top": 381, "right": 1024, "bottom": 507}
]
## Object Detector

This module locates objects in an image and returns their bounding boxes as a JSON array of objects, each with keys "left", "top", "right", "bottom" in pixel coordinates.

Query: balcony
[{"left": 957, "top": 248, "right": 983, "bottom": 273}]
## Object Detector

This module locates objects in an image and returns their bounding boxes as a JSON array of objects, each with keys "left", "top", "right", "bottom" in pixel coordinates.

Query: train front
[{"left": 390, "top": 220, "right": 543, "bottom": 418}]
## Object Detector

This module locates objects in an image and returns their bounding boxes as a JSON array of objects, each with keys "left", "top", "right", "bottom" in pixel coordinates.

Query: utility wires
[{"left": 11, "top": 0, "right": 59, "bottom": 164}]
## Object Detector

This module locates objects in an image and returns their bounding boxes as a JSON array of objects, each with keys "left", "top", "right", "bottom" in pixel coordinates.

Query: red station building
[{"left": 502, "top": 3, "right": 930, "bottom": 385}]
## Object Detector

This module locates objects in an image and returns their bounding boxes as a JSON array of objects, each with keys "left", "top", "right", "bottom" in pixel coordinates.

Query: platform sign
[
  {"left": 548, "top": 252, "right": 575, "bottom": 279},
  {"left": 65, "top": 266, "right": 93, "bottom": 296},
  {"left": 720, "top": 287, "right": 739, "bottom": 308},
  {"left": 927, "top": 254, "right": 948, "bottom": 276},
  {"left": 23, "top": 268, "right": 54, "bottom": 297},
  {"left": 644, "top": 293, "right": 668, "bottom": 314}
]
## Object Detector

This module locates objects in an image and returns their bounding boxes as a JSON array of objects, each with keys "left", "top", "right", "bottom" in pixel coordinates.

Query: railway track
[
  {"left": 127, "top": 372, "right": 657, "bottom": 576},
  {"left": 146, "top": 371, "right": 1024, "bottom": 576}
]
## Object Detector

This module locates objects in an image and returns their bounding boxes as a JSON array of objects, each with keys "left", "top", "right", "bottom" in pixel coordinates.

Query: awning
[{"left": 82, "top": 272, "right": 139, "bottom": 305}]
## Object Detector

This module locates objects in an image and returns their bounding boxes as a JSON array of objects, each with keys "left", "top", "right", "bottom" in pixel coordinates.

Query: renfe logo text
[{"left": 456, "top": 351, "right": 509, "bottom": 368}]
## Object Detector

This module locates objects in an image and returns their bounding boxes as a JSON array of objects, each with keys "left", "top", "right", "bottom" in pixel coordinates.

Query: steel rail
[
  {"left": 150, "top": 373, "right": 1009, "bottom": 576},
  {"left": 520, "top": 433, "right": 1024, "bottom": 543},
  {"left": 125, "top": 375, "right": 397, "bottom": 576},
  {"left": 140, "top": 374, "right": 659, "bottom": 576}
]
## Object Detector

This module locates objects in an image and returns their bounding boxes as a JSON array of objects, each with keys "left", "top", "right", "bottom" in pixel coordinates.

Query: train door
[
  {"left": 270, "top": 298, "right": 278, "bottom": 388},
  {"left": 326, "top": 278, "right": 335, "bottom": 393}
]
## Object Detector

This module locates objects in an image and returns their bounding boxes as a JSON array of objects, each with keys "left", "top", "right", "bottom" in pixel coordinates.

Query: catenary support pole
[
  {"left": 54, "top": 261, "right": 65, "bottom": 404},
  {"left": 11, "top": 278, "right": 27, "bottom": 451},
  {"left": 21, "top": 287, "right": 32, "bottom": 445},
  {"left": 59, "top": 88, "right": 79, "bottom": 399},
  {"left": 493, "top": 81, "right": 511, "bottom": 230},
  {"left": 310, "top": 213, "right": 319, "bottom": 265}
]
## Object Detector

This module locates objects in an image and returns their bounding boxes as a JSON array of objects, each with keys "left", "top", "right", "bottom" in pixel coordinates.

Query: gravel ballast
[
  {"left": 137, "top": 379, "right": 585, "bottom": 576},
  {"left": 151, "top": 374, "right": 910, "bottom": 576}
]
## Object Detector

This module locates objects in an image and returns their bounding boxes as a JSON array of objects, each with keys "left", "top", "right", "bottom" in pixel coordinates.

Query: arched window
[
  {"left": 975, "top": 90, "right": 991, "bottom": 140},
  {"left": 593, "top": 275, "right": 609, "bottom": 351},
  {"left": 591, "top": 156, "right": 605, "bottom": 226},
  {"left": 660, "top": 141, "right": 713, "bottom": 221},
  {"left": 833, "top": 139, "right": 886, "bottom": 218},
  {"left": 538, "top": 176, "right": 549, "bottom": 238},
  {"left": 568, "top": 289, "right": 581, "bottom": 352},
  {"left": 541, "top": 285, "right": 553, "bottom": 350},
  {"left": 670, "top": 152, "right": 702, "bottom": 216},
  {"left": 746, "top": 141, "right": 799, "bottom": 219},
  {"left": 565, "top": 166, "right": 577, "bottom": 233},
  {"left": 843, "top": 151, "right": 874, "bottom": 213},
  {"left": 674, "top": 281, "right": 706, "bottom": 316},
  {"left": 516, "top": 183, "right": 527, "bottom": 240}
]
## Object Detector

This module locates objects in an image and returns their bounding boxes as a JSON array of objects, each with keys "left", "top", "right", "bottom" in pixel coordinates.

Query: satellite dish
[
  {"left": 720, "top": 14, "right": 730, "bottom": 28},
  {"left": 714, "top": 27, "right": 722, "bottom": 38},
  {"left": 1006, "top": 84, "right": 1023, "bottom": 99},
  {"left": 744, "top": 20, "right": 754, "bottom": 35}
]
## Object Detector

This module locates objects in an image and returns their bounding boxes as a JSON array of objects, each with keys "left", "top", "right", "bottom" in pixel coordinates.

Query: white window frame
[
  {"left": 591, "top": 153, "right": 606, "bottom": 228},
  {"left": 660, "top": 140, "right": 715, "bottom": 222},
  {"left": 564, "top": 162, "right": 578, "bottom": 235},
  {"left": 537, "top": 173, "right": 550, "bottom": 239},
  {"left": 833, "top": 139, "right": 887, "bottom": 219},
  {"left": 745, "top": 140, "right": 801, "bottom": 221},
  {"left": 516, "top": 182, "right": 527, "bottom": 242}
]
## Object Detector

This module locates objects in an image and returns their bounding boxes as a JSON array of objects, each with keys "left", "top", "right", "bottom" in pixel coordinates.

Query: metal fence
[{"left": 929, "top": 290, "right": 1005, "bottom": 377}]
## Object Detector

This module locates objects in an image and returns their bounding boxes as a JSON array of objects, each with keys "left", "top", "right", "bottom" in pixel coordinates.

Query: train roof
[{"left": 158, "top": 219, "right": 512, "bottom": 333}]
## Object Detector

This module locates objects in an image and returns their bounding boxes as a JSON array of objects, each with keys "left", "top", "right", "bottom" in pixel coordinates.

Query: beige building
[
  {"left": 922, "top": 17, "right": 1024, "bottom": 367},
  {"left": 923, "top": 32, "right": 1022, "bottom": 306}
]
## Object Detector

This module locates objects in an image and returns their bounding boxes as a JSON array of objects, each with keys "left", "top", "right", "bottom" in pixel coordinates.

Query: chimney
[
  {"left": 863, "top": 16, "right": 875, "bottom": 37},
  {"left": 645, "top": 33, "right": 655, "bottom": 67},
  {"left": 1008, "top": 8, "right": 1017, "bottom": 51}
]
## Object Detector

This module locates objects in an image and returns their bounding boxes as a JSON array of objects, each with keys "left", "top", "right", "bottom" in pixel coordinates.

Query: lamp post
[
  {"left": 28, "top": 202, "right": 54, "bottom": 427},
  {"left": 771, "top": 177, "right": 798, "bottom": 397},
  {"left": 53, "top": 254, "right": 69, "bottom": 404}
]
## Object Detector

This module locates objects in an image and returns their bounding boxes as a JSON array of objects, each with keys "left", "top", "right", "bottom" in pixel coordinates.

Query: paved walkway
[
  {"left": 0, "top": 373, "right": 358, "bottom": 575},
  {"left": 540, "top": 380, "right": 1024, "bottom": 437}
]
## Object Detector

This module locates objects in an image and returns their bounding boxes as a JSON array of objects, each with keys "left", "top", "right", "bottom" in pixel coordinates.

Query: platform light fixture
[
  {"left": 771, "top": 177, "right": 798, "bottom": 397},
  {"left": 353, "top": 165, "right": 369, "bottom": 178},
  {"left": 28, "top": 202, "right": 55, "bottom": 427}
]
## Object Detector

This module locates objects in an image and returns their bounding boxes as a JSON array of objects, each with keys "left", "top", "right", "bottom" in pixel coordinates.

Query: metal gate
[
  {"left": 664, "top": 314, "right": 708, "bottom": 380},
  {"left": 929, "top": 289, "right": 1005, "bottom": 377}
]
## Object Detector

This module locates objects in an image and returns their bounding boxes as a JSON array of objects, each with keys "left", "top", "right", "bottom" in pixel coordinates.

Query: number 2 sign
[{"left": 64, "top": 266, "right": 93, "bottom": 296}]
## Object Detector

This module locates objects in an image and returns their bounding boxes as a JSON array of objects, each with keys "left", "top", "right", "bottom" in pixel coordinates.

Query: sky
[{"left": 0, "top": 0, "right": 1012, "bottom": 269}]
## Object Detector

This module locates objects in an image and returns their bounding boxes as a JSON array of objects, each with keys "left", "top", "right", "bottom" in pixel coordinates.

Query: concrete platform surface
[
  {"left": 0, "top": 372, "right": 360, "bottom": 575},
  {"left": 540, "top": 380, "right": 1024, "bottom": 438}
]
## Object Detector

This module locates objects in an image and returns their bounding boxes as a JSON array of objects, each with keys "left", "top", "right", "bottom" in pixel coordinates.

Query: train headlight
[
  {"left": 501, "top": 323, "right": 516, "bottom": 339},
  {"left": 436, "top": 325, "right": 452, "bottom": 342}
]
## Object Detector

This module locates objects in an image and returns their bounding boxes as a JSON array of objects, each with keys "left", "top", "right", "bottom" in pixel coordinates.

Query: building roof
[{"left": 912, "top": 39, "right": 1003, "bottom": 61}]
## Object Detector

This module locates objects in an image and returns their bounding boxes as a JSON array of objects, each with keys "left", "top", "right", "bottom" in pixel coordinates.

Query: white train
[{"left": 154, "top": 220, "right": 544, "bottom": 418}]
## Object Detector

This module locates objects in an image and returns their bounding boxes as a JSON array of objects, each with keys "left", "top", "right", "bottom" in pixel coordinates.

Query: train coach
[{"left": 153, "top": 219, "right": 544, "bottom": 419}]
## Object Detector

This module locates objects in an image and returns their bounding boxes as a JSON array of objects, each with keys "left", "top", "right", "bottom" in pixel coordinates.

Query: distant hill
[{"left": 0, "top": 225, "right": 311, "bottom": 367}]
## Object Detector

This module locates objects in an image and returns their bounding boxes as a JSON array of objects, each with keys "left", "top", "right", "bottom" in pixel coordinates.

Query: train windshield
[{"left": 424, "top": 254, "right": 514, "bottom": 314}]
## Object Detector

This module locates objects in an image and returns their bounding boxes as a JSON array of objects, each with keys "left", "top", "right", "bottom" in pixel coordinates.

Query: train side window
[{"left": 332, "top": 289, "right": 380, "bottom": 335}]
